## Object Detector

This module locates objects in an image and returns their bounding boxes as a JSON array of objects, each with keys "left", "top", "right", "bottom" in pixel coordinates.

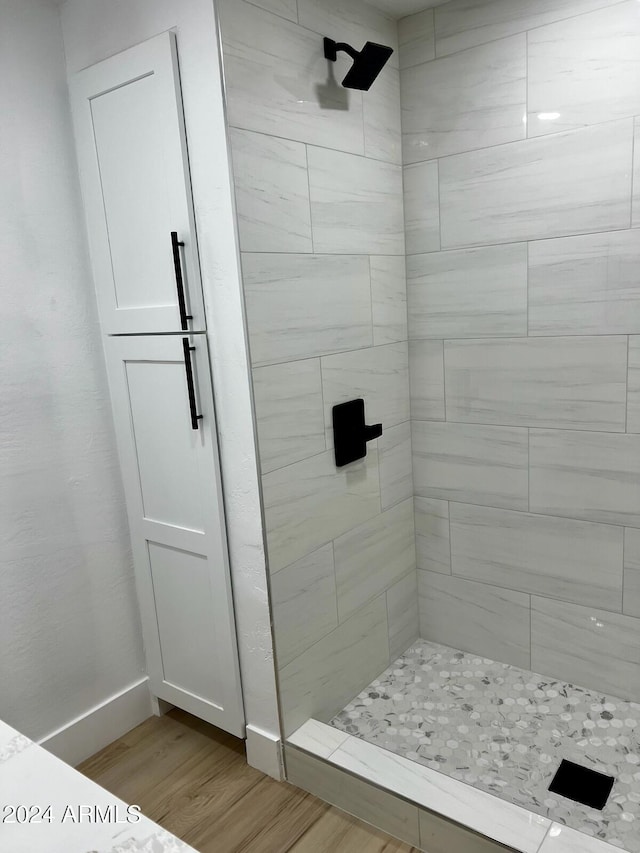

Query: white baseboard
[
  {"left": 39, "top": 678, "right": 153, "bottom": 767},
  {"left": 246, "top": 724, "right": 284, "bottom": 780},
  {"left": 150, "top": 696, "right": 174, "bottom": 717}
]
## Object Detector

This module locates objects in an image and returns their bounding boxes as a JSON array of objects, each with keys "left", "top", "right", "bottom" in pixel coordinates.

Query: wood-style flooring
[{"left": 79, "top": 709, "right": 419, "bottom": 853}]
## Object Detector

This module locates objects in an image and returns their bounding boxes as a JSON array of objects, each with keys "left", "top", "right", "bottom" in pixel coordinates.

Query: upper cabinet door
[{"left": 70, "top": 32, "right": 205, "bottom": 334}]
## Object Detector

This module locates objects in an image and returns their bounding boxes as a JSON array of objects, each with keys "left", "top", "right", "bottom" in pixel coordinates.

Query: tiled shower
[{"left": 218, "top": 0, "right": 640, "bottom": 848}]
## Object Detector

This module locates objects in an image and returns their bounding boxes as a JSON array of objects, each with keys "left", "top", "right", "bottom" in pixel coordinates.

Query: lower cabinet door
[{"left": 105, "top": 333, "right": 245, "bottom": 736}]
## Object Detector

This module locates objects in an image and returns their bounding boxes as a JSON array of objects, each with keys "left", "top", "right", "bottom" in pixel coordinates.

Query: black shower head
[{"left": 323, "top": 37, "right": 394, "bottom": 91}]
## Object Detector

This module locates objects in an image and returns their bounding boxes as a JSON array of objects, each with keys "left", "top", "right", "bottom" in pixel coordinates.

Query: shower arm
[{"left": 323, "top": 38, "right": 360, "bottom": 63}]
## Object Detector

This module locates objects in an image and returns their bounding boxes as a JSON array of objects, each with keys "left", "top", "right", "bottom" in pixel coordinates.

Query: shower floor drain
[{"left": 549, "top": 759, "right": 614, "bottom": 810}]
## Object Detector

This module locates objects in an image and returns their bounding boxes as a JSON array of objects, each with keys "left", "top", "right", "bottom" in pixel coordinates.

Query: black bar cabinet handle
[
  {"left": 171, "top": 231, "right": 193, "bottom": 331},
  {"left": 182, "top": 337, "right": 203, "bottom": 430}
]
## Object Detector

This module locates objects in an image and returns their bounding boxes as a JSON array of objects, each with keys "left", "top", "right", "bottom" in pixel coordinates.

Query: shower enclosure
[{"left": 218, "top": 0, "right": 640, "bottom": 849}]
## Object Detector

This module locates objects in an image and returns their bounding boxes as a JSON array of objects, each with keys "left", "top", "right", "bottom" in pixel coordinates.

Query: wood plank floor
[{"left": 79, "top": 709, "right": 420, "bottom": 853}]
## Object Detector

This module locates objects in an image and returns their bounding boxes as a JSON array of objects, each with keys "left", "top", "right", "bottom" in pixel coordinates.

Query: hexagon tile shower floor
[{"left": 331, "top": 641, "right": 640, "bottom": 850}]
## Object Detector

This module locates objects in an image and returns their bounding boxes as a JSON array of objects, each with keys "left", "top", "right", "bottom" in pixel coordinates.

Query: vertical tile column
[{"left": 218, "top": 0, "right": 416, "bottom": 735}]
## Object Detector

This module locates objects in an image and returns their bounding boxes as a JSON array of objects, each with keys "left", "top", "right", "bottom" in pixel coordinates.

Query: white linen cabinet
[{"left": 70, "top": 32, "right": 245, "bottom": 736}]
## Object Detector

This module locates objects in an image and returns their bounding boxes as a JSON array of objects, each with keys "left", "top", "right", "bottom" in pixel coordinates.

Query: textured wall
[
  {"left": 401, "top": 0, "right": 640, "bottom": 701},
  {"left": 218, "top": 0, "right": 417, "bottom": 735},
  {"left": 0, "top": 0, "right": 145, "bottom": 739}
]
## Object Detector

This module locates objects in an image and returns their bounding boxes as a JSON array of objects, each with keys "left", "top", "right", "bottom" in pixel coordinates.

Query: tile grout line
[
  {"left": 535, "top": 823, "right": 552, "bottom": 853},
  {"left": 441, "top": 338, "right": 447, "bottom": 422},
  {"left": 241, "top": 219, "right": 634, "bottom": 258},
  {"left": 436, "top": 158, "right": 442, "bottom": 252},
  {"left": 304, "top": 143, "right": 315, "bottom": 254},
  {"left": 630, "top": 116, "right": 636, "bottom": 227},
  {"left": 446, "top": 499, "right": 452, "bottom": 575},
  {"left": 405, "top": 221, "right": 636, "bottom": 257},
  {"left": 330, "top": 540, "right": 340, "bottom": 628},
  {"left": 430, "top": 0, "right": 630, "bottom": 65},
  {"left": 418, "top": 563, "right": 629, "bottom": 619},
  {"left": 526, "top": 240, "right": 530, "bottom": 336},
  {"left": 228, "top": 124, "right": 401, "bottom": 169},
  {"left": 626, "top": 334, "right": 630, "bottom": 434},
  {"left": 416, "top": 494, "right": 628, "bottom": 534},
  {"left": 525, "top": 29, "right": 529, "bottom": 141},
  {"left": 402, "top": 113, "right": 634, "bottom": 170},
  {"left": 528, "top": 591, "right": 533, "bottom": 670},
  {"left": 278, "top": 588, "right": 392, "bottom": 674},
  {"left": 527, "top": 427, "right": 531, "bottom": 512},
  {"left": 367, "top": 255, "right": 375, "bottom": 346},
  {"left": 255, "top": 339, "right": 407, "bottom": 372},
  {"left": 622, "top": 527, "right": 627, "bottom": 616},
  {"left": 412, "top": 416, "right": 632, "bottom": 434}
]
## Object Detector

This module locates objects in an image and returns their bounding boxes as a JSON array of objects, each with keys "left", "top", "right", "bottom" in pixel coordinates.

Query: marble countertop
[{"left": 0, "top": 719, "right": 197, "bottom": 853}]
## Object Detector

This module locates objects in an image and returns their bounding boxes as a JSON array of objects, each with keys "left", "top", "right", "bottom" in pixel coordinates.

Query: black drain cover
[{"left": 548, "top": 759, "right": 614, "bottom": 810}]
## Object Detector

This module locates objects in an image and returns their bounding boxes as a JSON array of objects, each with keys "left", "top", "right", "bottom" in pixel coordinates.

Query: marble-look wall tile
[
  {"left": 398, "top": 9, "right": 435, "bottom": 71},
  {"left": 334, "top": 499, "right": 416, "bottom": 622},
  {"left": 218, "top": 0, "right": 364, "bottom": 153},
  {"left": 247, "top": 0, "right": 298, "bottom": 22},
  {"left": 415, "top": 497, "right": 450, "bottom": 575},
  {"left": 527, "top": 2, "right": 640, "bottom": 138},
  {"left": 252, "top": 360, "right": 325, "bottom": 473},
  {"left": 418, "top": 571, "right": 531, "bottom": 668},
  {"left": 242, "top": 253, "right": 372, "bottom": 365},
  {"left": 379, "top": 422, "right": 413, "bottom": 510},
  {"left": 418, "top": 807, "right": 513, "bottom": 853},
  {"left": 531, "top": 596, "right": 640, "bottom": 702},
  {"left": 409, "top": 340, "right": 445, "bottom": 421},
  {"left": 412, "top": 421, "right": 528, "bottom": 511},
  {"left": 439, "top": 121, "right": 633, "bottom": 249},
  {"left": 634, "top": 118, "right": 640, "bottom": 228},
  {"left": 407, "top": 244, "right": 527, "bottom": 339},
  {"left": 270, "top": 544, "right": 338, "bottom": 667},
  {"left": 629, "top": 337, "right": 640, "bottom": 433},
  {"left": 434, "top": 0, "right": 624, "bottom": 57},
  {"left": 285, "top": 746, "right": 421, "bottom": 846},
  {"left": 401, "top": 35, "right": 526, "bottom": 164},
  {"left": 307, "top": 148, "right": 404, "bottom": 255},
  {"left": 229, "top": 128, "right": 312, "bottom": 253},
  {"left": 279, "top": 594, "right": 389, "bottom": 734},
  {"left": 623, "top": 528, "right": 640, "bottom": 618},
  {"left": 263, "top": 448, "right": 380, "bottom": 572},
  {"left": 297, "top": 0, "right": 399, "bottom": 67},
  {"left": 450, "top": 503, "right": 623, "bottom": 611},
  {"left": 321, "top": 342, "right": 410, "bottom": 447},
  {"left": 529, "top": 230, "right": 640, "bottom": 336},
  {"left": 387, "top": 571, "right": 420, "bottom": 661},
  {"left": 444, "top": 336, "right": 627, "bottom": 432},
  {"left": 370, "top": 256, "right": 408, "bottom": 346},
  {"left": 404, "top": 161, "right": 440, "bottom": 255},
  {"left": 530, "top": 429, "right": 640, "bottom": 527},
  {"left": 364, "top": 65, "right": 402, "bottom": 165}
]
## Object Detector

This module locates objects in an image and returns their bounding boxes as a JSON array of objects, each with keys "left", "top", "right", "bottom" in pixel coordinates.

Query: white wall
[
  {"left": 59, "top": 0, "right": 281, "bottom": 751},
  {"left": 0, "top": 0, "right": 147, "bottom": 747}
]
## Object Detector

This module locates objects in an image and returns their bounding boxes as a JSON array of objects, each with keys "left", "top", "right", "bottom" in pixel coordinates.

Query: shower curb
[{"left": 286, "top": 719, "right": 623, "bottom": 853}]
